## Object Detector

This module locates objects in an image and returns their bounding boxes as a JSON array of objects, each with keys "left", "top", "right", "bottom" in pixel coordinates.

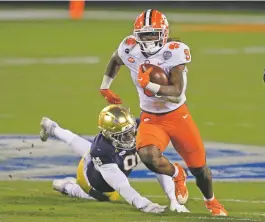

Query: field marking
[
  {"left": 0, "top": 114, "right": 13, "bottom": 119},
  {"left": 0, "top": 57, "right": 100, "bottom": 66},
  {"left": 204, "top": 122, "right": 255, "bottom": 128},
  {"left": 0, "top": 10, "right": 265, "bottom": 24},
  {"left": 1, "top": 135, "right": 265, "bottom": 181},
  {"left": 146, "top": 195, "right": 265, "bottom": 204},
  {"left": 185, "top": 216, "right": 261, "bottom": 221},
  {"left": 204, "top": 47, "right": 265, "bottom": 55},
  {"left": 240, "top": 213, "right": 265, "bottom": 217},
  {"left": 179, "top": 24, "right": 265, "bottom": 32}
]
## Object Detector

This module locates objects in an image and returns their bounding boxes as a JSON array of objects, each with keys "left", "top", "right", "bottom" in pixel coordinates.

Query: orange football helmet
[{"left": 133, "top": 9, "right": 169, "bottom": 55}]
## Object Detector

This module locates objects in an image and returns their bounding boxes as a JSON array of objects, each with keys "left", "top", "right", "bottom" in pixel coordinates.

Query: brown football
[{"left": 141, "top": 63, "right": 169, "bottom": 85}]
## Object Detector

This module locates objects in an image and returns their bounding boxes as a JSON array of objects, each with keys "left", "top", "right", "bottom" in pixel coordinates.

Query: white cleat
[
  {"left": 40, "top": 117, "right": 58, "bottom": 142},
  {"left": 52, "top": 177, "right": 77, "bottom": 194}
]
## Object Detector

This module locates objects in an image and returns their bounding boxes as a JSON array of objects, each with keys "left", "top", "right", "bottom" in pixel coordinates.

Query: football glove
[
  {"left": 170, "top": 199, "right": 190, "bottom": 213},
  {"left": 100, "top": 89, "right": 122, "bottom": 104},
  {"left": 137, "top": 66, "right": 153, "bottom": 89},
  {"left": 141, "top": 202, "right": 167, "bottom": 214}
]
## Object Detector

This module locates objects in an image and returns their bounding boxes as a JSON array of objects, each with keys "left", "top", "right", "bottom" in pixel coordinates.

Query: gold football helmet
[{"left": 98, "top": 105, "right": 137, "bottom": 150}]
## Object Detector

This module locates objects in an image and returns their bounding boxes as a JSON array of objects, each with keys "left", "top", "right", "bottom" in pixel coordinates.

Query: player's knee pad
[{"left": 189, "top": 165, "right": 211, "bottom": 179}]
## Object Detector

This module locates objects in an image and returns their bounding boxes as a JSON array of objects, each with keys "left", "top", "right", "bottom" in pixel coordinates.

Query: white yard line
[
  {"left": 0, "top": 10, "right": 265, "bottom": 24},
  {"left": 185, "top": 216, "right": 261, "bottom": 221},
  {"left": 146, "top": 195, "right": 265, "bottom": 204},
  {"left": 204, "top": 122, "right": 255, "bottom": 128},
  {"left": 0, "top": 57, "right": 100, "bottom": 66},
  {"left": 0, "top": 114, "right": 13, "bottom": 119},
  {"left": 240, "top": 213, "right": 265, "bottom": 217},
  {"left": 204, "top": 47, "right": 265, "bottom": 55}
]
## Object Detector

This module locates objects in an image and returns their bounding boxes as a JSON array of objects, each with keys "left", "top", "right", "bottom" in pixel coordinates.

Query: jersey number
[
  {"left": 123, "top": 154, "right": 140, "bottom": 171},
  {"left": 184, "top": 49, "right": 191, "bottom": 61}
]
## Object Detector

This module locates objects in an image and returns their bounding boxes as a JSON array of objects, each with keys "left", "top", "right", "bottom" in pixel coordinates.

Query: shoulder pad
[
  {"left": 163, "top": 41, "right": 191, "bottom": 66},
  {"left": 125, "top": 36, "right": 136, "bottom": 46},
  {"left": 118, "top": 35, "right": 137, "bottom": 59},
  {"left": 165, "top": 41, "right": 189, "bottom": 51}
]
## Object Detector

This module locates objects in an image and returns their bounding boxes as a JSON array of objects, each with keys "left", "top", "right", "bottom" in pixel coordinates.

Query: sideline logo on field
[{"left": 1, "top": 135, "right": 265, "bottom": 180}]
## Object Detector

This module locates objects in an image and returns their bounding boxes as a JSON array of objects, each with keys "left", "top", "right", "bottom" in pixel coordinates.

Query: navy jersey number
[{"left": 124, "top": 154, "right": 141, "bottom": 171}]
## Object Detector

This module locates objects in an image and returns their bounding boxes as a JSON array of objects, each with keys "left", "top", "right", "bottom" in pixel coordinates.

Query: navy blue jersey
[{"left": 86, "top": 133, "right": 139, "bottom": 192}]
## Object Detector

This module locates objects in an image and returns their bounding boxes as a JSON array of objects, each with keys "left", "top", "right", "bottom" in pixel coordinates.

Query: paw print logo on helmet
[{"left": 133, "top": 9, "right": 169, "bottom": 55}]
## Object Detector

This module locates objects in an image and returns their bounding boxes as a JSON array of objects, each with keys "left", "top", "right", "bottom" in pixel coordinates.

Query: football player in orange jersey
[{"left": 99, "top": 9, "right": 227, "bottom": 216}]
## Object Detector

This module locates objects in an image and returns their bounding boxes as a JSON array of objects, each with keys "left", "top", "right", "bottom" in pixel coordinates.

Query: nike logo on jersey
[
  {"left": 119, "top": 151, "right": 126, "bottom": 156},
  {"left": 143, "top": 118, "right": 151, "bottom": 122},
  {"left": 157, "top": 62, "right": 166, "bottom": 65},
  {"left": 138, "top": 78, "right": 143, "bottom": 81}
]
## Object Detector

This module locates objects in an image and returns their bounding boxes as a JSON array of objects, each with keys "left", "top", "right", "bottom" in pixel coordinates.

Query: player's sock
[
  {"left": 54, "top": 126, "right": 91, "bottom": 157},
  {"left": 204, "top": 194, "right": 215, "bottom": 201},
  {"left": 155, "top": 173, "right": 176, "bottom": 201},
  {"left": 65, "top": 183, "right": 95, "bottom": 200}
]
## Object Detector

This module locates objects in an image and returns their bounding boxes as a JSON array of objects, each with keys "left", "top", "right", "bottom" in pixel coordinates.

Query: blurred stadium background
[{"left": 0, "top": 1, "right": 265, "bottom": 221}]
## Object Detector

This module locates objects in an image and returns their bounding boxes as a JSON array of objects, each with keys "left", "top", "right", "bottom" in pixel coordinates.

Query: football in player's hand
[{"left": 141, "top": 63, "right": 169, "bottom": 85}]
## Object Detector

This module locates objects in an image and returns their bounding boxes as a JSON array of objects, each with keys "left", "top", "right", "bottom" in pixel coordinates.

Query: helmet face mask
[
  {"left": 134, "top": 30, "right": 164, "bottom": 55},
  {"left": 136, "top": 31, "right": 161, "bottom": 42},
  {"left": 98, "top": 105, "right": 137, "bottom": 150},
  {"left": 108, "top": 125, "right": 136, "bottom": 150},
  {"left": 133, "top": 9, "right": 169, "bottom": 55}
]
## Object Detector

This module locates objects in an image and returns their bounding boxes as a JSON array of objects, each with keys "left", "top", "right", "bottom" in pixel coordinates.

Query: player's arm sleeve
[{"left": 96, "top": 163, "right": 152, "bottom": 209}]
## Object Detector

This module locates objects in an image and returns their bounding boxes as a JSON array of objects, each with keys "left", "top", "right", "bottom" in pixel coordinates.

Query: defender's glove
[
  {"left": 141, "top": 202, "right": 167, "bottom": 214},
  {"left": 137, "top": 66, "right": 153, "bottom": 89},
  {"left": 100, "top": 89, "right": 122, "bottom": 104},
  {"left": 170, "top": 199, "right": 190, "bottom": 213}
]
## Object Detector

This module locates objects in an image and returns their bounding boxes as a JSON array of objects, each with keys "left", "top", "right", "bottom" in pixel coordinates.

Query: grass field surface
[
  {"left": 1, "top": 11, "right": 265, "bottom": 222},
  {"left": 0, "top": 19, "right": 264, "bottom": 145},
  {"left": 1, "top": 181, "right": 265, "bottom": 222}
]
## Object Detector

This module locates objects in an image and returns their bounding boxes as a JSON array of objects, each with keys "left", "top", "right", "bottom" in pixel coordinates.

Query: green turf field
[
  {"left": 1, "top": 15, "right": 265, "bottom": 222},
  {"left": 1, "top": 181, "right": 265, "bottom": 222},
  {"left": 0, "top": 19, "right": 264, "bottom": 145}
]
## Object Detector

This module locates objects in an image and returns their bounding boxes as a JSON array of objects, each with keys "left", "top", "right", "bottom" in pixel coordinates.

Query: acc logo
[
  {"left": 128, "top": 57, "right": 135, "bottom": 63},
  {"left": 163, "top": 51, "right": 172, "bottom": 60}
]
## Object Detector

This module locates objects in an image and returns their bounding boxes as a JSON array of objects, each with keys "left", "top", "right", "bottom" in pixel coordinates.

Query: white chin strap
[{"left": 141, "top": 42, "right": 161, "bottom": 55}]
